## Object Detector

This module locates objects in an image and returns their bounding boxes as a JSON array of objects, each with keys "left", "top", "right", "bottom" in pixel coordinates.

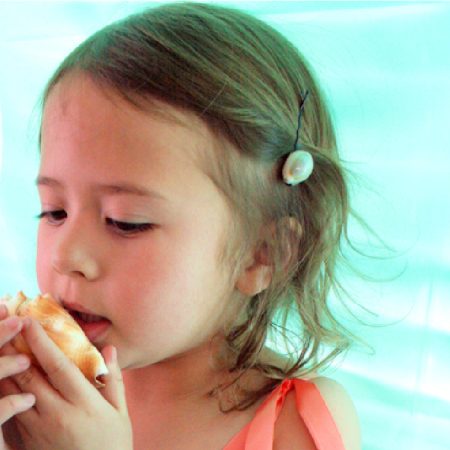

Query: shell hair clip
[
  {"left": 282, "top": 150, "right": 314, "bottom": 186},
  {"left": 282, "top": 90, "right": 314, "bottom": 186}
]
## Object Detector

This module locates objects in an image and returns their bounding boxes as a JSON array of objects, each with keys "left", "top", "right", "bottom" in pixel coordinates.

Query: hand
[
  {"left": 0, "top": 305, "right": 35, "bottom": 450},
  {"left": 0, "top": 317, "right": 133, "bottom": 450}
]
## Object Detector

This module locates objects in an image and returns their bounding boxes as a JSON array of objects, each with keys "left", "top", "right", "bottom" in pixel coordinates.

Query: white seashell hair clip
[
  {"left": 282, "top": 150, "right": 314, "bottom": 185},
  {"left": 282, "top": 90, "right": 313, "bottom": 186}
]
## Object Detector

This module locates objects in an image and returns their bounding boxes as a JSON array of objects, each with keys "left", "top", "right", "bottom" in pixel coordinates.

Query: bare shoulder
[
  {"left": 273, "top": 376, "right": 361, "bottom": 450},
  {"left": 310, "top": 377, "right": 362, "bottom": 450}
]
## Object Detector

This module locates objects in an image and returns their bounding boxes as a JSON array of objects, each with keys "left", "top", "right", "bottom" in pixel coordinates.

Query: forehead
[
  {"left": 40, "top": 74, "right": 230, "bottom": 210},
  {"left": 41, "top": 73, "right": 213, "bottom": 171}
]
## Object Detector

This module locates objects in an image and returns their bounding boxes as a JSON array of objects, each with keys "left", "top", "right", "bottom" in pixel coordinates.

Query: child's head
[
  {"left": 37, "top": 2, "right": 360, "bottom": 410},
  {"left": 37, "top": 72, "right": 242, "bottom": 374}
]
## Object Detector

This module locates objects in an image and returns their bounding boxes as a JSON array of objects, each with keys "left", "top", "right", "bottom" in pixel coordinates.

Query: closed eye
[
  {"left": 36, "top": 210, "right": 154, "bottom": 235},
  {"left": 105, "top": 218, "right": 154, "bottom": 234},
  {"left": 36, "top": 210, "right": 66, "bottom": 223}
]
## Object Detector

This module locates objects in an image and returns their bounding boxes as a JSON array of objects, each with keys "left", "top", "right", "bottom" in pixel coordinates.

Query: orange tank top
[{"left": 223, "top": 378, "right": 345, "bottom": 450}]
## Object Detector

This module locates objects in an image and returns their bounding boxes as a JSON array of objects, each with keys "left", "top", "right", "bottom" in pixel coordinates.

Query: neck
[
  {"left": 122, "top": 338, "right": 242, "bottom": 450},
  {"left": 123, "top": 340, "right": 226, "bottom": 408},
  {"left": 123, "top": 341, "right": 286, "bottom": 409},
  {"left": 122, "top": 342, "right": 280, "bottom": 449}
]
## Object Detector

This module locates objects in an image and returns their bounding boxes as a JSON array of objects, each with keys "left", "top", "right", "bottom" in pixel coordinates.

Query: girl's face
[{"left": 37, "top": 73, "right": 234, "bottom": 370}]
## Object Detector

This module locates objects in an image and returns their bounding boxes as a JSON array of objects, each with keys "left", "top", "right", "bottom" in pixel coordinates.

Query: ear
[
  {"left": 235, "top": 217, "right": 302, "bottom": 297},
  {"left": 235, "top": 249, "right": 273, "bottom": 297}
]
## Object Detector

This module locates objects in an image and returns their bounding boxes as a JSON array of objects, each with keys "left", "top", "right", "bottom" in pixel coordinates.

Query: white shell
[{"left": 282, "top": 150, "right": 314, "bottom": 185}]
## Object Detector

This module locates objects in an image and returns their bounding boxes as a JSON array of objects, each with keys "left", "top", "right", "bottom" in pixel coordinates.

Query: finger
[
  {"left": 0, "top": 375, "right": 22, "bottom": 399},
  {"left": 0, "top": 354, "right": 32, "bottom": 379},
  {"left": 0, "top": 303, "right": 8, "bottom": 320},
  {"left": 15, "top": 419, "right": 33, "bottom": 446},
  {"left": 19, "top": 318, "right": 96, "bottom": 404},
  {"left": 101, "top": 346, "right": 128, "bottom": 413},
  {"left": 0, "top": 375, "right": 41, "bottom": 431},
  {"left": 0, "top": 316, "right": 24, "bottom": 348},
  {"left": 7, "top": 356, "right": 54, "bottom": 407},
  {"left": 0, "top": 393, "right": 36, "bottom": 425},
  {"left": 0, "top": 343, "right": 35, "bottom": 405},
  {"left": 0, "top": 340, "right": 20, "bottom": 358},
  {"left": 8, "top": 349, "right": 70, "bottom": 420},
  {"left": 1, "top": 341, "right": 52, "bottom": 415}
]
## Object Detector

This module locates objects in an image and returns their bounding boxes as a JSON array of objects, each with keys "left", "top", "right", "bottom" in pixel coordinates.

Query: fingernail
[
  {"left": 21, "top": 393, "right": 36, "bottom": 407},
  {"left": 6, "top": 316, "right": 22, "bottom": 331},
  {"left": 16, "top": 355, "right": 30, "bottom": 368}
]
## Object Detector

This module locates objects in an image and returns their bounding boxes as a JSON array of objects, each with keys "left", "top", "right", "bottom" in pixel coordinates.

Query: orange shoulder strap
[{"left": 223, "top": 378, "right": 345, "bottom": 450}]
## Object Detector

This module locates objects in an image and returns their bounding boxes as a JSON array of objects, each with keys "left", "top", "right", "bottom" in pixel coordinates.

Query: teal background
[{"left": 1, "top": 2, "right": 449, "bottom": 449}]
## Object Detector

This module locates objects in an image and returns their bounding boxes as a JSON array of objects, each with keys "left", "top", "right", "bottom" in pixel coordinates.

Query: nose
[{"left": 50, "top": 216, "right": 101, "bottom": 280}]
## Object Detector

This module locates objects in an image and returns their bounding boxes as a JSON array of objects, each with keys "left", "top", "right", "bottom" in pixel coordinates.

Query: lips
[
  {"left": 60, "top": 298, "right": 100, "bottom": 317},
  {"left": 76, "top": 311, "right": 105, "bottom": 323},
  {"left": 60, "top": 298, "right": 111, "bottom": 343},
  {"left": 70, "top": 309, "right": 106, "bottom": 324}
]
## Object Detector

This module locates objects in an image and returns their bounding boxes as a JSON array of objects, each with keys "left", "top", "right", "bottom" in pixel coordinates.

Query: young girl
[{"left": 0, "top": 2, "right": 362, "bottom": 449}]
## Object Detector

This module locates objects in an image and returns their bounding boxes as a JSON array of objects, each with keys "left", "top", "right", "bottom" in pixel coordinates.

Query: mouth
[
  {"left": 70, "top": 309, "right": 107, "bottom": 324},
  {"left": 61, "top": 300, "right": 111, "bottom": 342}
]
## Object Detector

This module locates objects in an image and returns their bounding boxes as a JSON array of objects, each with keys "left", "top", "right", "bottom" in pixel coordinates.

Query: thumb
[{"left": 101, "top": 346, "right": 128, "bottom": 413}]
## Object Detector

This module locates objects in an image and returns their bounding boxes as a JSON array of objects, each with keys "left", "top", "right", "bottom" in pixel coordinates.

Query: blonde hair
[{"left": 38, "top": 1, "right": 389, "bottom": 411}]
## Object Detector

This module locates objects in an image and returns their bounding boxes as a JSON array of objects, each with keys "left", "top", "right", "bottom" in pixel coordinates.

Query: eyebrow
[{"left": 35, "top": 176, "right": 168, "bottom": 201}]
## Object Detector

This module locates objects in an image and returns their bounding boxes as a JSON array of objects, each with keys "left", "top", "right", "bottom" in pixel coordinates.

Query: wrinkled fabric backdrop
[{"left": 1, "top": 2, "right": 449, "bottom": 449}]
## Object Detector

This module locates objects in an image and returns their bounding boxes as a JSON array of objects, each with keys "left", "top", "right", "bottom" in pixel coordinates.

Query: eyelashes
[
  {"left": 36, "top": 210, "right": 154, "bottom": 236},
  {"left": 105, "top": 218, "right": 154, "bottom": 234},
  {"left": 36, "top": 210, "right": 66, "bottom": 222}
]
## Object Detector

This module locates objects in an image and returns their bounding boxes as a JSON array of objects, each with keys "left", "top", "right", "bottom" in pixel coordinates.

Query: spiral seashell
[{"left": 0, "top": 291, "right": 108, "bottom": 388}]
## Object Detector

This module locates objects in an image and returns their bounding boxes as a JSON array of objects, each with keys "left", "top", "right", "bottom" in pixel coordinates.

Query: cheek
[
  {"left": 111, "top": 243, "right": 197, "bottom": 310},
  {"left": 36, "top": 227, "right": 51, "bottom": 291}
]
